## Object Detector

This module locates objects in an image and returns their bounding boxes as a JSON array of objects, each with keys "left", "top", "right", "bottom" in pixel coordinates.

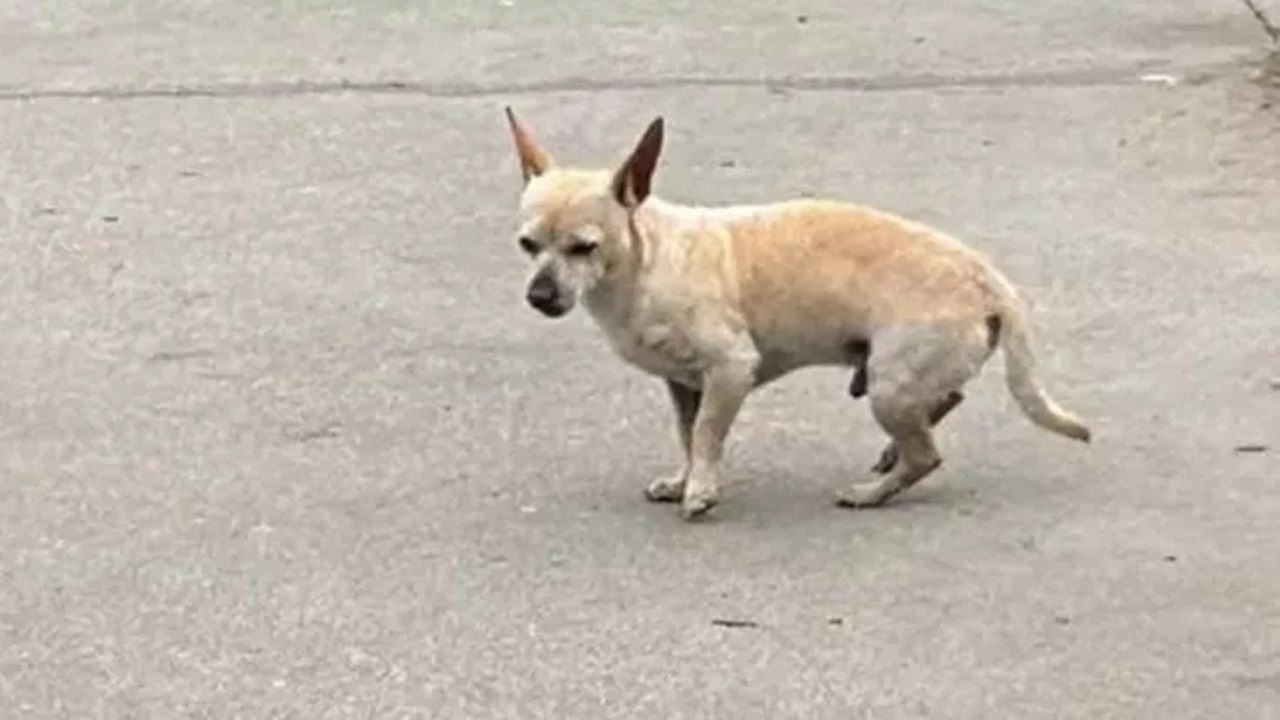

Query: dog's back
[{"left": 716, "top": 198, "right": 1004, "bottom": 343}]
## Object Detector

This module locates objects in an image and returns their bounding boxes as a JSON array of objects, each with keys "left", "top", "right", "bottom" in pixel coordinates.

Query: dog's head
[{"left": 503, "top": 107, "right": 664, "bottom": 318}]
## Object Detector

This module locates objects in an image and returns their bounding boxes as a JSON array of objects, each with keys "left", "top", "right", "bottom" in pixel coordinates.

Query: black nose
[{"left": 525, "top": 275, "right": 563, "bottom": 315}]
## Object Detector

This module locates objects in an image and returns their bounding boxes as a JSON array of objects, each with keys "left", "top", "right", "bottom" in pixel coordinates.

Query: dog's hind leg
[
  {"left": 836, "top": 321, "right": 994, "bottom": 508},
  {"left": 871, "top": 390, "right": 964, "bottom": 474},
  {"left": 836, "top": 391, "right": 944, "bottom": 508},
  {"left": 645, "top": 380, "right": 701, "bottom": 503}
]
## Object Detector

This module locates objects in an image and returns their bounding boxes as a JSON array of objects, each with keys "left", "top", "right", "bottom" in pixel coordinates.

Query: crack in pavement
[{"left": 0, "top": 62, "right": 1230, "bottom": 103}]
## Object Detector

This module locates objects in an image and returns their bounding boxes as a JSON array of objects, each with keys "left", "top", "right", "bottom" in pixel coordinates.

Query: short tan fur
[{"left": 504, "top": 108, "right": 1091, "bottom": 520}]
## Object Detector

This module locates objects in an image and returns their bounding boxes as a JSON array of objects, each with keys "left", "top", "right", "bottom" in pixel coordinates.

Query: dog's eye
[
  {"left": 518, "top": 236, "right": 539, "bottom": 255},
  {"left": 566, "top": 241, "right": 597, "bottom": 257}
]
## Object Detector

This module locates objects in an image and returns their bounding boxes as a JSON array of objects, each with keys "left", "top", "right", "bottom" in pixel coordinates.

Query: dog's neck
[
  {"left": 584, "top": 195, "right": 722, "bottom": 321},
  {"left": 584, "top": 198, "right": 670, "bottom": 319}
]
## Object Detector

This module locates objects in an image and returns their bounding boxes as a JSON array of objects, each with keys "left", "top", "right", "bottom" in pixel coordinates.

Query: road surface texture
[{"left": 2, "top": 1, "right": 1279, "bottom": 718}]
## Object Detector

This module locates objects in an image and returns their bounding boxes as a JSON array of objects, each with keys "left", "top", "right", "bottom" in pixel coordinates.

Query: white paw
[
  {"left": 644, "top": 474, "right": 686, "bottom": 503},
  {"left": 679, "top": 486, "right": 720, "bottom": 520},
  {"left": 834, "top": 481, "right": 891, "bottom": 509}
]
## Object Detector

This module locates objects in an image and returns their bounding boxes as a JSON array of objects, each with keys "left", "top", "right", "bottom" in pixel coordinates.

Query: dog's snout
[
  {"left": 526, "top": 274, "right": 557, "bottom": 305},
  {"left": 526, "top": 274, "right": 566, "bottom": 316}
]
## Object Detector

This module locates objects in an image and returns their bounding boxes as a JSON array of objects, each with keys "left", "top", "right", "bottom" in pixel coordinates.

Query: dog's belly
[
  {"left": 603, "top": 319, "right": 859, "bottom": 389},
  {"left": 755, "top": 344, "right": 857, "bottom": 385},
  {"left": 748, "top": 319, "right": 867, "bottom": 387}
]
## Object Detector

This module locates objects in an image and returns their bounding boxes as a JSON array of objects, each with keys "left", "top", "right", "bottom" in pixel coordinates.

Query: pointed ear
[
  {"left": 610, "top": 117, "right": 664, "bottom": 209},
  {"left": 505, "top": 106, "right": 553, "bottom": 183}
]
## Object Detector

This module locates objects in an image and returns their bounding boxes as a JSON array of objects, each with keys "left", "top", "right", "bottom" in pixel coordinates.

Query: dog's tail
[{"left": 989, "top": 289, "right": 1092, "bottom": 443}]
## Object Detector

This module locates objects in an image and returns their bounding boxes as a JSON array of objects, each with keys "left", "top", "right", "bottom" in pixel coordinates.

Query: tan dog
[{"left": 503, "top": 108, "right": 1091, "bottom": 520}]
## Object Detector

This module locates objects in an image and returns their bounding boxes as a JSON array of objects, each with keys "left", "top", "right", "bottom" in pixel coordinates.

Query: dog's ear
[
  {"left": 611, "top": 117, "right": 664, "bottom": 209},
  {"left": 505, "top": 106, "right": 553, "bottom": 183}
]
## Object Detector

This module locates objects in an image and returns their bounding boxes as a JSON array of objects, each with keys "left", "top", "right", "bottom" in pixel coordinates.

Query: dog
[{"left": 502, "top": 107, "right": 1091, "bottom": 520}]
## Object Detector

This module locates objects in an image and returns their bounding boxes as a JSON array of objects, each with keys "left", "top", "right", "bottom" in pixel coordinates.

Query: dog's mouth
[
  {"left": 527, "top": 295, "right": 573, "bottom": 317},
  {"left": 529, "top": 298, "right": 571, "bottom": 318}
]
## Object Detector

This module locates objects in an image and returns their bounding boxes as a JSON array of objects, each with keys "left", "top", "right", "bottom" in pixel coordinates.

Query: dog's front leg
[
  {"left": 645, "top": 380, "right": 701, "bottom": 503},
  {"left": 680, "top": 360, "right": 755, "bottom": 520}
]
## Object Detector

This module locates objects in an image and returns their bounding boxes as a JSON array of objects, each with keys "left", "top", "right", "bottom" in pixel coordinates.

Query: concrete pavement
[{"left": 1, "top": 1, "right": 1278, "bottom": 718}]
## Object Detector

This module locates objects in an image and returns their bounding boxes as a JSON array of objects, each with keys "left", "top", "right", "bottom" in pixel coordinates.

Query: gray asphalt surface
[{"left": 2, "top": 2, "right": 1279, "bottom": 718}]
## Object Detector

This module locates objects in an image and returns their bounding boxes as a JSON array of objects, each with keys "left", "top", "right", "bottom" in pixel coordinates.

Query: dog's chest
[{"left": 595, "top": 304, "right": 705, "bottom": 385}]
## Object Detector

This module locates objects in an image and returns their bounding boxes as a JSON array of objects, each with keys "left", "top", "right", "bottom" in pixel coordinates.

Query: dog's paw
[
  {"left": 644, "top": 474, "right": 686, "bottom": 503},
  {"left": 834, "top": 482, "right": 892, "bottom": 509},
  {"left": 679, "top": 487, "right": 720, "bottom": 520}
]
